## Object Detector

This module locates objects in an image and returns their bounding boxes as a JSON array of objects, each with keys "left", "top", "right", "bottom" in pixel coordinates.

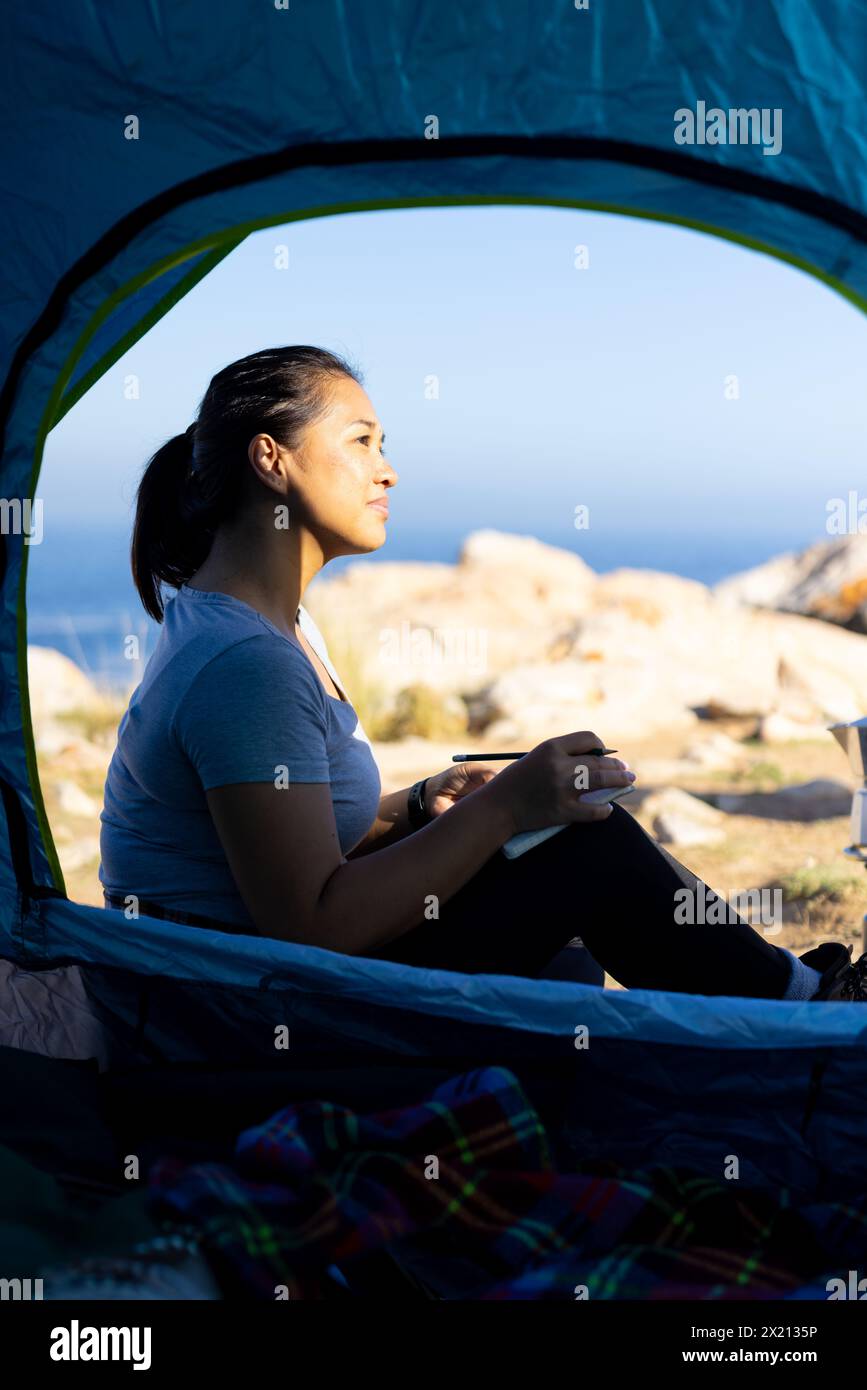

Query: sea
[{"left": 24, "top": 521, "right": 813, "bottom": 696}]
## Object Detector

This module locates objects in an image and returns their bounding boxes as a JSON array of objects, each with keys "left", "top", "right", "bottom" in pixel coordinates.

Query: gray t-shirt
[{"left": 98, "top": 582, "right": 382, "bottom": 928}]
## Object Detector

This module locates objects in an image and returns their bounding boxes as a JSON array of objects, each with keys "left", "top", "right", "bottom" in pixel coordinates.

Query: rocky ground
[{"left": 33, "top": 529, "right": 867, "bottom": 984}]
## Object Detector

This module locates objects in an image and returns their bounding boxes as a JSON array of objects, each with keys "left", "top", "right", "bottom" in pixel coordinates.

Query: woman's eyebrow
[{"left": 346, "top": 417, "right": 386, "bottom": 446}]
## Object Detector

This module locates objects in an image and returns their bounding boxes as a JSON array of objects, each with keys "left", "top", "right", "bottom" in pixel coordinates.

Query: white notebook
[
  {"left": 500, "top": 786, "right": 634, "bottom": 858},
  {"left": 500, "top": 825, "right": 567, "bottom": 859}
]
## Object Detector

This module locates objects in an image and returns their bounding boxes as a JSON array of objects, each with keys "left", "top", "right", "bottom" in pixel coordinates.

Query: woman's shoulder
[
  {"left": 167, "top": 588, "right": 315, "bottom": 674},
  {"left": 162, "top": 589, "right": 329, "bottom": 727},
  {"left": 186, "top": 629, "right": 325, "bottom": 700},
  {"left": 168, "top": 630, "right": 330, "bottom": 766}
]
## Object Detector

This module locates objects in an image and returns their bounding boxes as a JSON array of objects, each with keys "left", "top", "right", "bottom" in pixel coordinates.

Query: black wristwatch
[{"left": 407, "top": 777, "right": 432, "bottom": 830}]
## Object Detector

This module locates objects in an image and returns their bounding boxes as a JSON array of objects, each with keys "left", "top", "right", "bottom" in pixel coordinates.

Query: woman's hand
[
  {"left": 475, "top": 732, "right": 634, "bottom": 835},
  {"left": 424, "top": 763, "right": 499, "bottom": 818}
]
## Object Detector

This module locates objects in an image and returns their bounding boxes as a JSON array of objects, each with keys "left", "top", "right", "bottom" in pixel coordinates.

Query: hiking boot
[
  {"left": 823, "top": 952, "right": 867, "bottom": 1001},
  {"left": 798, "top": 942, "right": 867, "bottom": 1001}
]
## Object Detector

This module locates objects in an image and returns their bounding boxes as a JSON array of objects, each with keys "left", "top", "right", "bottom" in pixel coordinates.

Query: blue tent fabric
[
  {"left": 59, "top": 248, "right": 227, "bottom": 408},
  {"left": 2, "top": 0, "right": 867, "bottom": 1224},
  {"left": 2, "top": 0, "right": 867, "bottom": 893},
  {"left": 5, "top": 1, "right": 867, "bottom": 888},
  {"left": 4, "top": 895, "right": 867, "bottom": 1201}
]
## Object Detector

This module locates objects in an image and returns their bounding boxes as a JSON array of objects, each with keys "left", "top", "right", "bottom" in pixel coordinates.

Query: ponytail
[
  {"left": 130, "top": 426, "right": 219, "bottom": 623},
  {"left": 130, "top": 345, "right": 361, "bottom": 622}
]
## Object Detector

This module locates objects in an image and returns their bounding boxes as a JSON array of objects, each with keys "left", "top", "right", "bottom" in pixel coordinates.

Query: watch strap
[{"left": 407, "top": 777, "right": 431, "bottom": 829}]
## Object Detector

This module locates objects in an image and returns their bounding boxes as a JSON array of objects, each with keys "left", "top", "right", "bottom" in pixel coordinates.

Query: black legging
[{"left": 363, "top": 803, "right": 793, "bottom": 998}]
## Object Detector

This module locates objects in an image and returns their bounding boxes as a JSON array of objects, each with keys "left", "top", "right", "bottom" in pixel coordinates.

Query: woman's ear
[{"left": 248, "top": 433, "right": 284, "bottom": 483}]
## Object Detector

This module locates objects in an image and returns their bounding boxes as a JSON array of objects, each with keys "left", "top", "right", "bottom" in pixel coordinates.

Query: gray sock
[{"left": 781, "top": 948, "right": 822, "bottom": 1001}]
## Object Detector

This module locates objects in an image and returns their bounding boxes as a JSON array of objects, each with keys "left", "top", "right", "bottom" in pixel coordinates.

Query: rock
[
  {"left": 458, "top": 529, "right": 596, "bottom": 605},
  {"left": 473, "top": 659, "right": 698, "bottom": 742},
  {"left": 53, "top": 780, "right": 100, "bottom": 818},
  {"left": 776, "top": 651, "right": 867, "bottom": 723},
  {"left": 758, "top": 713, "right": 834, "bottom": 744},
  {"left": 304, "top": 531, "right": 867, "bottom": 739},
  {"left": 56, "top": 836, "right": 100, "bottom": 873},
  {"left": 595, "top": 567, "right": 712, "bottom": 616},
  {"left": 308, "top": 530, "right": 597, "bottom": 696},
  {"left": 682, "top": 732, "right": 746, "bottom": 768},
  {"left": 643, "top": 788, "right": 727, "bottom": 846},
  {"left": 715, "top": 778, "right": 853, "bottom": 821},
  {"left": 701, "top": 610, "right": 867, "bottom": 722},
  {"left": 715, "top": 535, "right": 867, "bottom": 630},
  {"left": 715, "top": 547, "right": 814, "bottom": 610},
  {"left": 559, "top": 597, "right": 784, "bottom": 720},
  {"left": 471, "top": 660, "right": 609, "bottom": 740},
  {"left": 763, "top": 613, "right": 867, "bottom": 722},
  {"left": 27, "top": 646, "right": 109, "bottom": 722}
]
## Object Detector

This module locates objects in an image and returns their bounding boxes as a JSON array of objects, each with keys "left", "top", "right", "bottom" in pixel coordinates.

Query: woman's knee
[{"left": 528, "top": 803, "right": 651, "bottom": 870}]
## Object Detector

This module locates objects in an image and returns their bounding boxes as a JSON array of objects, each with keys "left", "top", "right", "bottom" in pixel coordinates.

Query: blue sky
[{"left": 41, "top": 203, "right": 867, "bottom": 572}]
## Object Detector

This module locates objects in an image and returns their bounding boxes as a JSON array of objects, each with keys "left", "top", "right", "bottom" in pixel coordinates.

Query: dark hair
[{"left": 131, "top": 345, "right": 363, "bottom": 621}]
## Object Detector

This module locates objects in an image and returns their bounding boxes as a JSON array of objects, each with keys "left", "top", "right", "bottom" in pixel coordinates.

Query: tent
[{"left": 3, "top": 0, "right": 867, "bottom": 1295}]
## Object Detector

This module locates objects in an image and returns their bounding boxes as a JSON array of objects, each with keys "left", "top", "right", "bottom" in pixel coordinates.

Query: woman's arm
[
  {"left": 347, "top": 763, "right": 503, "bottom": 859},
  {"left": 205, "top": 774, "right": 516, "bottom": 952},
  {"left": 344, "top": 786, "right": 416, "bottom": 858},
  {"left": 204, "top": 733, "right": 631, "bottom": 955}
]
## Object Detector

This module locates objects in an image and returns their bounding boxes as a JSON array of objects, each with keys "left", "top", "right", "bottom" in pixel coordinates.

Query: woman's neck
[{"left": 187, "top": 518, "right": 327, "bottom": 638}]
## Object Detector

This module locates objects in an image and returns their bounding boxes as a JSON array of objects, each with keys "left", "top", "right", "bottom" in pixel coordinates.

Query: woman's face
[{"left": 287, "top": 375, "right": 398, "bottom": 558}]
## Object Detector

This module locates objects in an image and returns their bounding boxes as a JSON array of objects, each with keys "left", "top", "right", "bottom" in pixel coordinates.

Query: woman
[{"left": 99, "top": 345, "right": 866, "bottom": 1003}]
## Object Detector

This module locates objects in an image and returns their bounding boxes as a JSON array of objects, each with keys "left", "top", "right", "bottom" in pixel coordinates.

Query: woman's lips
[{"left": 367, "top": 499, "right": 389, "bottom": 516}]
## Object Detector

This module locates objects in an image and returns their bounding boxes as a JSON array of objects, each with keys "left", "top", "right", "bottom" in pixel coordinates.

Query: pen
[{"left": 452, "top": 748, "right": 618, "bottom": 761}]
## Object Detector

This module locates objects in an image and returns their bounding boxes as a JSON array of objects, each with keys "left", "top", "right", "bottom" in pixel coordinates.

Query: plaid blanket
[{"left": 147, "top": 1066, "right": 867, "bottom": 1300}]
